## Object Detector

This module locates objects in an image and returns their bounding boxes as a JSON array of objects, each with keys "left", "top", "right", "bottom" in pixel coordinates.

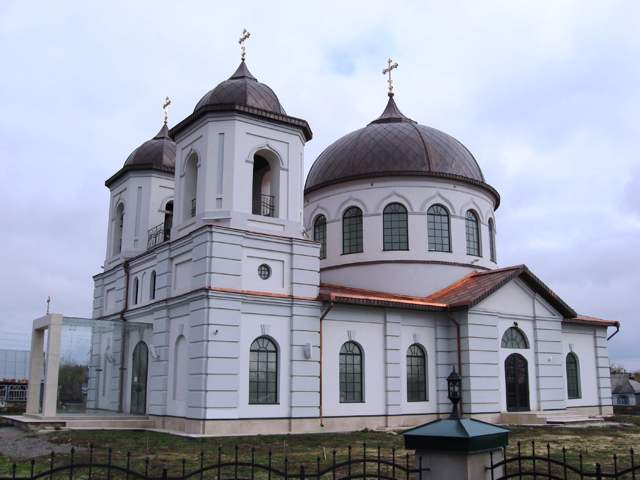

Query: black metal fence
[
  {"left": 489, "top": 441, "right": 640, "bottom": 479},
  {"left": 0, "top": 444, "right": 427, "bottom": 480}
]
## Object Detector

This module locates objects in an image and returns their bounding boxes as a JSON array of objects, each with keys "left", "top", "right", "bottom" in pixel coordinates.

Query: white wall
[
  {"left": 562, "top": 325, "right": 600, "bottom": 407},
  {"left": 304, "top": 177, "right": 497, "bottom": 296}
]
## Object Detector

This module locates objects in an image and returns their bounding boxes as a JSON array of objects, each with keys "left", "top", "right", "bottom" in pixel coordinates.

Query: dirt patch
[{"left": 0, "top": 426, "right": 80, "bottom": 460}]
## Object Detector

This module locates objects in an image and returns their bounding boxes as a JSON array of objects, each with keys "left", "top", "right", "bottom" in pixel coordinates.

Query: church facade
[{"left": 86, "top": 53, "right": 617, "bottom": 435}]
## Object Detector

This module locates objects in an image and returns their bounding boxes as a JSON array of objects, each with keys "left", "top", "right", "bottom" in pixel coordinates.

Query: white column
[
  {"left": 26, "top": 327, "right": 44, "bottom": 415},
  {"left": 42, "top": 314, "right": 63, "bottom": 418}
]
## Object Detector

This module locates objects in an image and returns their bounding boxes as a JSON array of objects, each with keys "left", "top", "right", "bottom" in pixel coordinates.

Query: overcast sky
[{"left": 1, "top": 1, "right": 638, "bottom": 369}]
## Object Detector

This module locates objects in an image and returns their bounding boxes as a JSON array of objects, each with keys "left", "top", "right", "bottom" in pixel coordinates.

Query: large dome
[
  {"left": 305, "top": 96, "right": 499, "bottom": 206},
  {"left": 194, "top": 61, "right": 285, "bottom": 115}
]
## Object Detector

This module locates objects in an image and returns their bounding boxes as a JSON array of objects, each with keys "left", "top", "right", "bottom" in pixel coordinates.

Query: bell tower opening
[
  {"left": 183, "top": 153, "right": 198, "bottom": 219},
  {"left": 252, "top": 152, "right": 278, "bottom": 217},
  {"left": 163, "top": 201, "right": 173, "bottom": 241}
]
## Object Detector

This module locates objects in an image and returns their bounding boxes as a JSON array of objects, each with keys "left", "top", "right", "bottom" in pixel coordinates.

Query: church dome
[
  {"left": 194, "top": 61, "right": 286, "bottom": 115},
  {"left": 123, "top": 123, "right": 176, "bottom": 170},
  {"left": 105, "top": 123, "right": 176, "bottom": 187},
  {"left": 305, "top": 96, "right": 499, "bottom": 206}
]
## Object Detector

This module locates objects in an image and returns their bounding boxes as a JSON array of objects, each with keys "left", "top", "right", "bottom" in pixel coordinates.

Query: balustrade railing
[{"left": 253, "top": 194, "right": 275, "bottom": 217}]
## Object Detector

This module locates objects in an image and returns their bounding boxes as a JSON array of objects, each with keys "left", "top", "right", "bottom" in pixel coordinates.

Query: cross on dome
[
  {"left": 162, "top": 96, "right": 171, "bottom": 125},
  {"left": 239, "top": 28, "right": 251, "bottom": 62},
  {"left": 382, "top": 58, "right": 399, "bottom": 97}
]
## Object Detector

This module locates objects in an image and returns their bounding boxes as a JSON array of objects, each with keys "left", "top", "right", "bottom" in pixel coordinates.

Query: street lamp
[{"left": 447, "top": 368, "right": 461, "bottom": 419}]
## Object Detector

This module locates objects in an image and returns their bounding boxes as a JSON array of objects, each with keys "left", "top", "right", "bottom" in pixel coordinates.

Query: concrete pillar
[
  {"left": 414, "top": 448, "right": 504, "bottom": 480},
  {"left": 42, "top": 314, "right": 63, "bottom": 418},
  {"left": 26, "top": 327, "right": 44, "bottom": 415}
]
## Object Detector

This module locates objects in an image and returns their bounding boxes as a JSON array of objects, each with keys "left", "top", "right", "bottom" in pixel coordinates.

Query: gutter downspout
[
  {"left": 318, "top": 299, "right": 334, "bottom": 428},
  {"left": 446, "top": 311, "right": 464, "bottom": 416},
  {"left": 118, "top": 260, "right": 130, "bottom": 413},
  {"left": 607, "top": 324, "right": 620, "bottom": 341}
]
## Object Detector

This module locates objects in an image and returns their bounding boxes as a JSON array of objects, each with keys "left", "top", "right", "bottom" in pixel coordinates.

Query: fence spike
[
  {"left": 30, "top": 458, "right": 35, "bottom": 480},
  {"left": 107, "top": 447, "right": 113, "bottom": 480},
  {"left": 268, "top": 450, "right": 272, "bottom": 480},
  {"left": 200, "top": 451, "right": 204, "bottom": 480},
  {"left": 563, "top": 447, "right": 567, "bottom": 480},
  {"left": 234, "top": 445, "right": 239, "bottom": 480},
  {"left": 419, "top": 455, "right": 423, "bottom": 480},
  {"left": 392, "top": 447, "right": 396, "bottom": 479},
  {"left": 517, "top": 441, "right": 522, "bottom": 476},
  {"left": 285, "top": 456, "right": 289, "bottom": 480},
  {"left": 217, "top": 446, "right": 222, "bottom": 480},
  {"left": 316, "top": 456, "right": 321, "bottom": 480},
  {"left": 614, "top": 454, "right": 618, "bottom": 476},
  {"left": 595, "top": 463, "right": 602, "bottom": 480},
  {"left": 377, "top": 445, "right": 381, "bottom": 480},
  {"left": 182, "top": 458, "right": 186, "bottom": 477},
  {"left": 251, "top": 447, "right": 255, "bottom": 480},
  {"left": 405, "top": 453, "right": 410, "bottom": 480},
  {"left": 12, "top": 463, "right": 16, "bottom": 480},
  {"left": 547, "top": 443, "right": 551, "bottom": 477},
  {"left": 50, "top": 451, "right": 54, "bottom": 480},
  {"left": 145, "top": 457, "right": 150, "bottom": 478},
  {"left": 88, "top": 444, "right": 94, "bottom": 480},
  {"left": 631, "top": 448, "right": 636, "bottom": 480},
  {"left": 348, "top": 445, "right": 352, "bottom": 479},
  {"left": 300, "top": 465, "right": 305, "bottom": 480},
  {"left": 363, "top": 443, "right": 366, "bottom": 479},
  {"left": 332, "top": 449, "right": 336, "bottom": 480},
  {"left": 162, "top": 468, "right": 168, "bottom": 480}
]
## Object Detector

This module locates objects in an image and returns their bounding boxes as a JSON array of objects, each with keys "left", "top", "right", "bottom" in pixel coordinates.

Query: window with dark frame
[
  {"left": 427, "top": 204, "right": 451, "bottom": 252},
  {"left": 489, "top": 218, "right": 497, "bottom": 262},
  {"left": 566, "top": 353, "right": 581, "bottom": 399},
  {"left": 383, "top": 203, "right": 409, "bottom": 251},
  {"left": 501, "top": 327, "right": 529, "bottom": 349},
  {"left": 313, "top": 215, "right": 327, "bottom": 259},
  {"left": 465, "top": 210, "right": 481, "bottom": 256},
  {"left": 132, "top": 277, "right": 139, "bottom": 305},
  {"left": 407, "top": 344, "right": 427, "bottom": 402},
  {"left": 249, "top": 336, "right": 278, "bottom": 405},
  {"left": 339, "top": 341, "right": 363, "bottom": 403},
  {"left": 342, "top": 207, "right": 363, "bottom": 254},
  {"left": 150, "top": 271, "right": 156, "bottom": 300}
]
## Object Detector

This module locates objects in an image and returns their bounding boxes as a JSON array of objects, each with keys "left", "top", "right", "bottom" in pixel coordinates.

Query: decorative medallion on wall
[{"left": 258, "top": 263, "right": 272, "bottom": 280}]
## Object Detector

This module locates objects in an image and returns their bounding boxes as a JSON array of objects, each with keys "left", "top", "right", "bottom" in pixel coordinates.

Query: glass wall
[{"left": 55, "top": 317, "right": 151, "bottom": 415}]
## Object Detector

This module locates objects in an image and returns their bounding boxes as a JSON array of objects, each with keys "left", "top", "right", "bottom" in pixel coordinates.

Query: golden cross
[
  {"left": 239, "top": 28, "right": 251, "bottom": 62},
  {"left": 162, "top": 96, "right": 171, "bottom": 125},
  {"left": 382, "top": 58, "right": 399, "bottom": 96}
]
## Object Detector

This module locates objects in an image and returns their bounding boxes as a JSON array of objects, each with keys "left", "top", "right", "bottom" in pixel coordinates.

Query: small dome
[
  {"left": 194, "top": 61, "right": 285, "bottom": 115},
  {"left": 305, "top": 96, "right": 499, "bottom": 206},
  {"left": 124, "top": 123, "right": 176, "bottom": 171},
  {"left": 106, "top": 124, "right": 176, "bottom": 187}
]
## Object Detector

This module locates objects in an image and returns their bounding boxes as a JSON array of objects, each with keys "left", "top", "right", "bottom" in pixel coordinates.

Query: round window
[{"left": 258, "top": 264, "right": 271, "bottom": 280}]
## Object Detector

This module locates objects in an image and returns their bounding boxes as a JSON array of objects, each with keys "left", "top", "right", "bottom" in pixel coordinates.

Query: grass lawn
[{"left": 1, "top": 416, "right": 640, "bottom": 478}]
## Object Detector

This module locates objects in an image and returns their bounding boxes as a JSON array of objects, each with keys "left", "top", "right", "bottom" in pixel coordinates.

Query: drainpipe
[
  {"left": 446, "top": 311, "right": 464, "bottom": 416},
  {"left": 117, "top": 260, "right": 130, "bottom": 413},
  {"left": 318, "top": 299, "right": 334, "bottom": 427},
  {"left": 607, "top": 324, "right": 620, "bottom": 341}
]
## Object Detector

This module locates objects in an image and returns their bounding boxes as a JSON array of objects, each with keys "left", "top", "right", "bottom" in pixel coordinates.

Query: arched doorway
[
  {"left": 130, "top": 341, "right": 148, "bottom": 415},
  {"left": 505, "top": 353, "right": 529, "bottom": 412}
]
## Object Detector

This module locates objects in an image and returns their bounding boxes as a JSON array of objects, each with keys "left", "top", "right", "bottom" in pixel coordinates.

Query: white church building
[{"left": 22, "top": 46, "right": 619, "bottom": 435}]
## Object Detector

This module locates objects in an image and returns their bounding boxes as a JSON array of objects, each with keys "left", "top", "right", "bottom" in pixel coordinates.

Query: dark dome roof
[
  {"left": 105, "top": 123, "right": 176, "bottom": 187},
  {"left": 305, "top": 96, "right": 499, "bottom": 207},
  {"left": 194, "top": 61, "right": 285, "bottom": 115}
]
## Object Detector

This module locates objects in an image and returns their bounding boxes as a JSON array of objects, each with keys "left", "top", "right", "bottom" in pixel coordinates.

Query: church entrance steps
[
  {"left": 500, "top": 411, "right": 605, "bottom": 425},
  {"left": 1, "top": 414, "right": 155, "bottom": 431}
]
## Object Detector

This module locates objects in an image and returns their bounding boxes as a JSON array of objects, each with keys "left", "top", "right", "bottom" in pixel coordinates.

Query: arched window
[
  {"left": 249, "top": 336, "right": 278, "bottom": 404},
  {"left": 488, "top": 218, "right": 497, "bottom": 262},
  {"left": 184, "top": 154, "right": 198, "bottom": 219},
  {"left": 149, "top": 271, "right": 156, "bottom": 300},
  {"left": 313, "top": 215, "right": 327, "bottom": 259},
  {"left": 132, "top": 277, "right": 139, "bottom": 305},
  {"left": 339, "top": 341, "right": 363, "bottom": 403},
  {"left": 501, "top": 327, "right": 528, "bottom": 349},
  {"left": 383, "top": 203, "right": 409, "bottom": 251},
  {"left": 252, "top": 154, "right": 277, "bottom": 217},
  {"left": 342, "top": 207, "right": 363, "bottom": 254},
  {"left": 173, "top": 335, "right": 187, "bottom": 401},
  {"left": 566, "top": 353, "right": 581, "bottom": 399},
  {"left": 465, "top": 210, "right": 481, "bottom": 256},
  {"left": 163, "top": 201, "right": 173, "bottom": 242},
  {"left": 114, "top": 202, "right": 125, "bottom": 255},
  {"left": 427, "top": 204, "right": 451, "bottom": 252},
  {"left": 407, "top": 344, "right": 427, "bottom": 402}
]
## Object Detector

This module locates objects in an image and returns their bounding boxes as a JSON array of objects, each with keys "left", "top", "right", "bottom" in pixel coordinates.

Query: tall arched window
[
  {"left": 427, "top": 204, "right": 451, "bottom": 252},
  {"left": 183, "top": 153, "right": 198, "bottom": 219},
  {"left": 339, "top": 341, "right": 363, "bottom": 403},
  {"left": 342, "top": 207, "right": 363, "bottom": 254},
  {"left": 501, "top": 327, "right": 528, "bottom": 349},
  {"left": 249, "top": 336, "right": 278, "bottom": 404},
  {"left": 383, "top": 203, "right": 409, "bottom": 251},
  {"left": 313, "top": 215, "right": 327, "bottom": 259},
  {"left": 149, "top": 271, "right": 156, "bottom": 300},
  {"left": 566, "top": 353, "right": 581, "bottom": 399},
  {"left": 252, "top": 155, "right": 275, "bottom": 217},
  {"left": 488, "top": 218, "right": 497, "bottom": 262},
  {"left": 173, "top": 335, "right": 187, "bottom": 401},
  {"left": 163, "top": 201, "right": 173, "bottom": 242},
  {"left": 465, "top": 210, "right": 481, "bottom": 256},
  {"left": 113, "top": 202, "right": 125, "bottom": 255},
  {"left": 132, "top": 277, "right": 139, "bottom": 305},
  {"left": 407, "top": 344, "right": 427, "bottom": 402}
]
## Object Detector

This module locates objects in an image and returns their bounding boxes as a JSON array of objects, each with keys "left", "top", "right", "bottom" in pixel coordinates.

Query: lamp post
[{"left": 447, "top": 368, "right": 461, "bottom": 419}]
